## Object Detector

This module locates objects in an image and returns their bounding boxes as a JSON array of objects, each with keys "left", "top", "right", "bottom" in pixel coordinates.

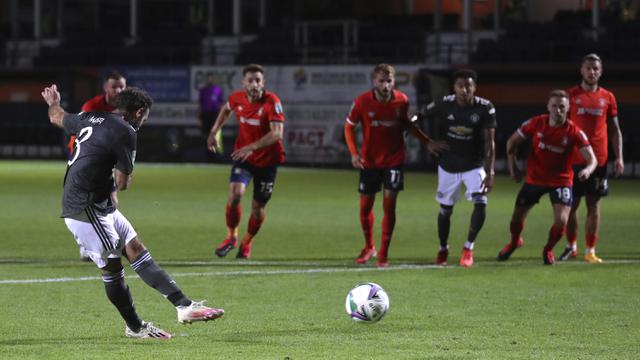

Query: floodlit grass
[{"left": 0, "top": 160, "right": 638, "bottom": 359}]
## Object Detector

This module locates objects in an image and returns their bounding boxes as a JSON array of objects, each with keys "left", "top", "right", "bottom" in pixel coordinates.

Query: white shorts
[
  {"left": 64, "top": 208, "right": 138, "bottom": 268},
  {"left": 436, "top": 166, "right": 488, "bottom": 206}
]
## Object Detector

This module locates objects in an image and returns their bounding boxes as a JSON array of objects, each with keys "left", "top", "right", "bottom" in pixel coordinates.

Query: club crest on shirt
[
  {"left": 575, "top": 98, "right": 582, "bottom": 104},
  {"left": 599, "top": 98, "right": 606, "bottom": 107},
  {"left": 537, "top": 132, "right": 544, "bottom": 139},
  {"left": 258, "top": 107, "right": 264, "bottom": 116},
  {"left": 562, "top": 136, "right": 568, "bottom": 146},
  {"left": 368, "top": 112, "right": 375, "bottom": 117},
  {"left": 470, "top": 113, "right": 480, "bottom": 123},
  {"left": 238, "top": 105, "right": 243, "bottom": 112}
]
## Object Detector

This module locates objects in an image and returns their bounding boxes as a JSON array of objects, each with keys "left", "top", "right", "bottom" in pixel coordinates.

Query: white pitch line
[
  {"left": 1, "top": 259, "right": 638, "bottom": 285},
  {"left": 0, "top": 264, "right": 442, "bottom": 285}
]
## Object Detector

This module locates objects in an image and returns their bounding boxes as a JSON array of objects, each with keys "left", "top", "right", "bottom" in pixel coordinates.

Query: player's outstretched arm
[
  {"left": 506, "top": 132, "right": 524, "bottom": 182},
  {"left": 207, "top": 103, "right": 232, "bottom": 153},
  {"left": 231, "top": 121, "right": 283, "bottom": 162},
  {"left": 406, "top": 113, "right": 448, "bottom": 156},
  {"left": 577, "top": 146, "right": 597, "bottom": 181},
  {"left": 607, "top": 115, "right": 624, "bottom": 176},
  {"left": 41, "top": 84, "right": 66, "bottom": 128}
]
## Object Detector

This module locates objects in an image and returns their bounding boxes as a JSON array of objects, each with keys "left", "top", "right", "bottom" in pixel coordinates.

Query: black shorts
[
  {"left": 358, "top": 167, "right": 404, "bottom": 194},
  {"left": 229, "top": 161, "right": 278, "bottom": 204},
  {"left": 515, "top": 183, "right": 573, "bottom": 207},
  {"left": 572, "top": 165, "right": 608, "bottom": 198}
]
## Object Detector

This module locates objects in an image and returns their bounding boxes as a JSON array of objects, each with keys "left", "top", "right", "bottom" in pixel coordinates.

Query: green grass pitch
[{"left": 0, "top": 160, "right": 638, "bottom": 359}]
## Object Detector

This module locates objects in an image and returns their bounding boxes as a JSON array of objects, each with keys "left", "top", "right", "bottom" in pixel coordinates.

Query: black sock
[
  {"left": 467, "top": 203, "right": 487, "bottom": 243},
  {"left": 438, "top": 205, "right": 453, "bottom": 249},
  {"left": 103, "top": 269, "right": 143, "bottom": 331},
  {"left": 130, "top": 250, "right": 191, "bottom": 307}
]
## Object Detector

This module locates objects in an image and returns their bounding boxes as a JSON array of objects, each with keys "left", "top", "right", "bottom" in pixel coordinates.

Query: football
[{"left": 345, "top": 282, "right": 390, "bottom": 323}]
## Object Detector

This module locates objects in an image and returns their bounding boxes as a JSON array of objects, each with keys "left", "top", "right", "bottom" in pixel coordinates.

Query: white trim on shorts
[
  {"left": 64, "top": 208, "right": 137, "bottom": 268},
  {"left": 435, "top": 166, "right": 487, "bottom": 206}
]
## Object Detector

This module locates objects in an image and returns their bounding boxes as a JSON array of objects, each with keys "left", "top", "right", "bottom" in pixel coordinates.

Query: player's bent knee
[
  {"left": 101, "top": 258, "right": 124, "bottom": 274},
  {"left": 123, "top": 237, "right": 146, "bottom": 260},
  {"left": 472, "top": 195, "right": 488, "bottom": 205},
  {"left": 229, "top": 194, "right": 243, "bottom": 205},
  {"left": 251, "top": 207, "right": 265, "bottom": 218},
  {"left": 439, "top": 205, "right": 453, "bottom": 217}
]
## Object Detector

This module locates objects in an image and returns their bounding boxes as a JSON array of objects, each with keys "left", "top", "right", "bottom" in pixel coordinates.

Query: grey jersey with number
[
  {"left": 425, "top": 95, "right": 496, "bottom": 173},
  {"left": 61, "top": 112, "right": 136, "bottom": 217}
]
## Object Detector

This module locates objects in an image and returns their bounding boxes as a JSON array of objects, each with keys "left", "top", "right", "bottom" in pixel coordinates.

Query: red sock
[
  {"left": 360, "top": 196, "right": 375, "bottom": 249},
  {"left": 544, "top": 224, "right": 566, "bottom": 251},
  {"left": 566, "top": 228, "right": 577, "bottom": 246},
  {"left": 226, "top": 204, "right": 241, "bottom": 230},
  {"left": 586, "top": 233, "right": 598, "bottom": 248},
  {"left": 380, "top": 196, "right": 397, "bottom": 258},
  {"left": 510, "top": 220, "right": 524, "bottom": 244},
  {"left": 247, "top": 213, "right": 265, "bottom": 237}
]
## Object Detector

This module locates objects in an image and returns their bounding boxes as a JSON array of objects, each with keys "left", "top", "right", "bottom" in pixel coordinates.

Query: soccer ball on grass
[{"left": 345, "top": 282, "right": 389, "bottom": 323}]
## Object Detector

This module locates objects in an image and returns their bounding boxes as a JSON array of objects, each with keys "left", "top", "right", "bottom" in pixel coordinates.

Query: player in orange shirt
[
  {"left": 207, "top": 64, "right": 285, "bottom": 259},
  {"left": 345, "top": 64, "right": 447, "bottom": 267},
  {"left": 75, "top": 72, "right": 126, "bottom": 261},
  {"left": 497, "top": 90, "right": 596, "bottom": 265},
  {"left": 559, "top": 54, "right": 624, "bottom": 263}
]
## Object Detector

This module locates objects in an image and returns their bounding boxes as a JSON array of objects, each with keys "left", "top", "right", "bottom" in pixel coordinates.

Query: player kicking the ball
[
  {"left": 497, "top": 90, "right": 596, "bottom": 265},
  {"left": 42, "top": 84, "right": 223, "bottom": 339}
]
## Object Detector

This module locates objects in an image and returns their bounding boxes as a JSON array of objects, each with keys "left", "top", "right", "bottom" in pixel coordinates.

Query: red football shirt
[
  {"left": 228, "top": 90, "right": 285, "bottom": 167},
  {"left": 346, "top": 89, "right": 409, "bottom": 168},
  {"left": 567, "top": 85, "right": 617, "bottom": 166},
  {"left": 67, "top": 94, "right": 118, "bottom": 153},
  {"left": 81, "top": 94, "right": 117, "bottom": 112},
  {"left": 518, "top": 114, "right": 590, "bottom": 187}
]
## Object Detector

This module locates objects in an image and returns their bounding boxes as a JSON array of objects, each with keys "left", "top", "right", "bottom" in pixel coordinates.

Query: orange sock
[
  {"left": 360, "top": 196, "right": 375, "bottom": 249},
  {"left": 226, "top": 204, "right": 241, "bottom": 237},
  {"left": 380, "top": 196, "right": 396, "bottom": 258},
  {"left": 242, "top": 213, "right": 265, "bottom": 246},
  {"left": 544, "top": 224, "right": 566, "bottom": 252},
  {"left": 510, "top": 220, "right": 524, "bottom": 244},
  {"left": 241, "top": 233, "right": 254, "bottom": 247},
  {"left": 586, "top": 233, "right": 598, "bottom": 249},
  {"left": 566, "top": 228, "right": 577, "bottom": 248}
]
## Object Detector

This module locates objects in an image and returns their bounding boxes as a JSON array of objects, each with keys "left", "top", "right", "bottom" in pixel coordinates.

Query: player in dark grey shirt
[
  {"left": 61, "top": 111, "right": 135, "bottom": 218},
  {"left": 42, "top": 84, "right": 223, "bottom": 339},
  {"left": 420, "top": 69, "right": 496, "bottom": 267}
]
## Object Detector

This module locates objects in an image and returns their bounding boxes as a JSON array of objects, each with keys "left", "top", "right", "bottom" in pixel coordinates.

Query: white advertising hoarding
[
  {"left": 183, "top": 65, "right": 427, "bottom": 164},
  {"left": 191, "top": 65, "right": 421, "bottom": 106}
]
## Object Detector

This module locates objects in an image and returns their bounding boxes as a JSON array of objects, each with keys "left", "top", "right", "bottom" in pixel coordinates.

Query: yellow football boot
[{"left": 584, "top": 253, "right": 603, "bottom": 264}]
